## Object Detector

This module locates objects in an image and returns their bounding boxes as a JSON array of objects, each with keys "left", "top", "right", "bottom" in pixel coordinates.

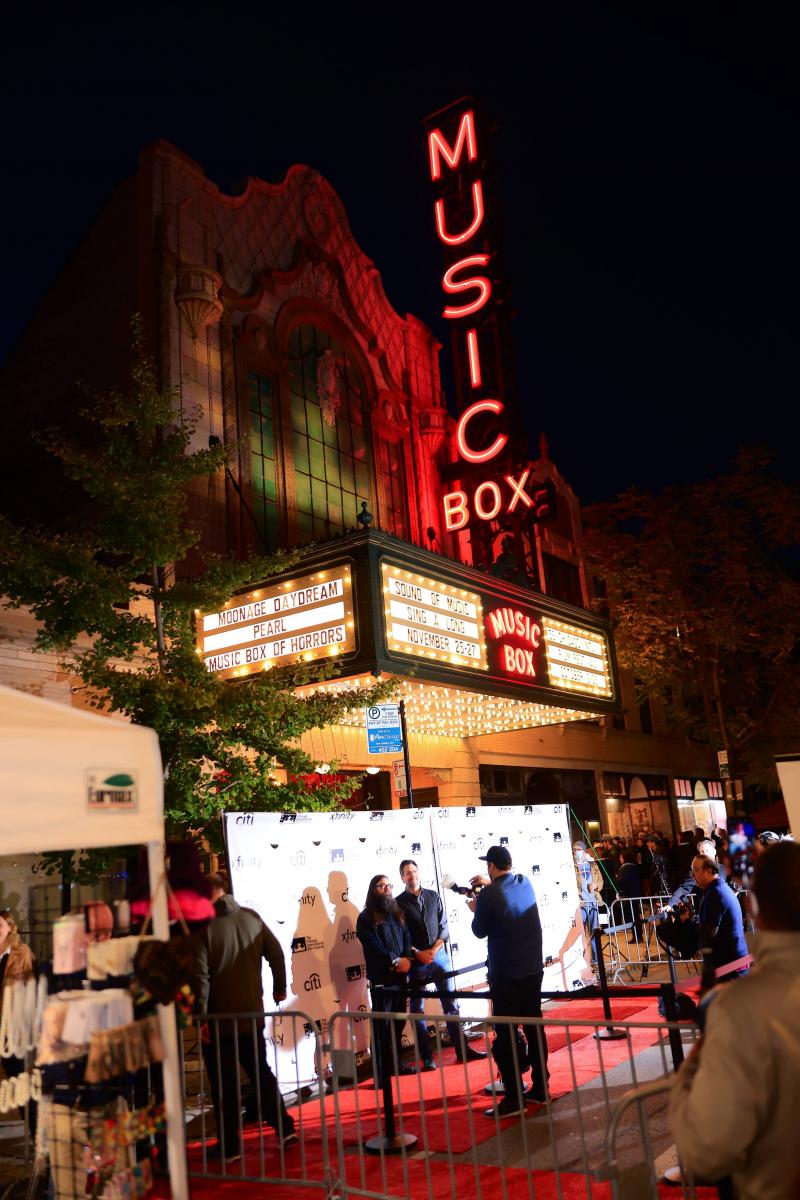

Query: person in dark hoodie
[{"left": 194, "top": 875, "right": 296, "bottom": 1164}]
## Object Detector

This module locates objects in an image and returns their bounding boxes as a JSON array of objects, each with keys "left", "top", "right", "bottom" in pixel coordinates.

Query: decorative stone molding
[
  {"left": 174, "top": 264, "right": 223, "bottom": 339},
  {"left": 316, "top": 348, "right": 344, "bottom": 427},
  {"left": 288, "top": 260, "right": 346, "bottom": 319}
]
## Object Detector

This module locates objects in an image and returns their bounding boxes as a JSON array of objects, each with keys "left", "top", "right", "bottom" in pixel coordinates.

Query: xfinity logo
[
  {"left": 266, "top": 1034, "right": 284, "bottom": 1047},
  {"left": 439, "top": 840, "right": 455, "bottom": 851},
  {"left": 330, "top": 812, "right": 353, "bottom": 821},
  {"left": 304, "top": 973, "right": 322, "bottom": 992},
  {"left": 345, "top": 965, "right": 363, "bottom": 982},
  {"left": 375, "top": 845, "right": 398, "bottom": 857},
  {"left": 341, "top": 929, "right": 358, "bottom": 943},
  {"left": 300, "top": 891, "right": 316, "bottom": 906}
]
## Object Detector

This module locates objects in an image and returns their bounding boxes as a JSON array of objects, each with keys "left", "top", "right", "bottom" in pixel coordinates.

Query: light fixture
[{"left": 366, "top": 766, "right": 381, "bottom": 775}]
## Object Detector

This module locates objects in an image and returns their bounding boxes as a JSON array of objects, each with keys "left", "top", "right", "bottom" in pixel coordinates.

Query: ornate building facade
[{"left": 1, "top": 139, "right": 720, "bottom": 837}]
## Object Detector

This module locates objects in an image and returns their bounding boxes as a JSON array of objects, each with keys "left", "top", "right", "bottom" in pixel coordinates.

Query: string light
[{"left": 295, "top": 673, "right": 600, "bottom": 739}]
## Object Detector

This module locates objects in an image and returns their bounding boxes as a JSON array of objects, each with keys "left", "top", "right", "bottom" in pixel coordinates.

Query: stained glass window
[
  {"left": 378, "top": 438, "right": 408, "bottom": 539},
  {"left": 287, "top": 325, "right": 371, "bottom": 543},
  {"left": 248, "top": 370, "right": 279, "bottom": 549}
]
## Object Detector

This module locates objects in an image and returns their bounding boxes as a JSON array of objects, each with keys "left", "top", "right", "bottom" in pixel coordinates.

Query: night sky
[{"left": 2, "top": 7, "right": 795, "bottom": 503}]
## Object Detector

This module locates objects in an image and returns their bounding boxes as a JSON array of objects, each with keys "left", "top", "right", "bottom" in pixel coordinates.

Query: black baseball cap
[{"left": 479, "top": 845, "right": 512, "bottom": 869}]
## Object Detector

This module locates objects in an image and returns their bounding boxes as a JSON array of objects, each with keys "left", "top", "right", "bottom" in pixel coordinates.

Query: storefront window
[
  {"left": 248, "top": 370, "right": 279, "bottom": 549},
  {"left": 288, "top": 325, "right": 371, "bottom": 543}
]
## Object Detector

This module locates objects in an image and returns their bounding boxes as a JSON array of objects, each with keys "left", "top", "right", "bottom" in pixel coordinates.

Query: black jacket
[
  {"left": 395, "top": 887, "right": 449, "bottom": 952},
  {"left": 194, "top": 894, "right": 285, "bottom": 1018},
  {"left": 356, "top": 909, "right": 412, "bottom": 987}
]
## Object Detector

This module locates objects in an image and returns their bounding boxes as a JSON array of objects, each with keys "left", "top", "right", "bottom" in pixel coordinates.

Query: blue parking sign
[{"left": 365, "top": 704, "right": 403, "bottom": 754}]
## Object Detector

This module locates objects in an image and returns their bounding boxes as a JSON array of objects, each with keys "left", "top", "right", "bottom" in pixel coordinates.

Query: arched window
[{"left": 287, "top": 324, "right": 372, "bottom": 543}]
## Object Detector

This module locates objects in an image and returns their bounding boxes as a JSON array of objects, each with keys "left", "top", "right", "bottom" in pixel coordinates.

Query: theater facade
[{"left": 1, "top": 134, "right": 719, "bottom": 834}]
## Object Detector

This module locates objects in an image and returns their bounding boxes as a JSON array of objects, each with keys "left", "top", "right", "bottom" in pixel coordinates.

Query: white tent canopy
[{"left": 0, "top": 683, "right": 187, "bottom": 1200}]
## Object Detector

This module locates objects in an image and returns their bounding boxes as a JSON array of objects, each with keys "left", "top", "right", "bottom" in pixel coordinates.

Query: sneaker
[
  {"left": 484, "top": 1097, "right": 524, "bottom": 1119},
  {"left": 421, "top": 1058, "right": 437, "bottom": 1072}
]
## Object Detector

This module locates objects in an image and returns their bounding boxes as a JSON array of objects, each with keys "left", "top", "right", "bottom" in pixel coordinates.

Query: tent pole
[{"left": 147, "top": 840, "right": 189, "bottom": 1200}]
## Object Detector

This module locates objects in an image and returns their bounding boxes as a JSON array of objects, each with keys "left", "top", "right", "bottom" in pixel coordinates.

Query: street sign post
[{"left": 392, "top": 760, "right": 407, "bottom": 795}]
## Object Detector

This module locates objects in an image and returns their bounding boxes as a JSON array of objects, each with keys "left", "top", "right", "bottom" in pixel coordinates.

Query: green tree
[
  {"left": 581, "top": 450, "right": 800, "bottom": 787},
  {"left": 0, "top": 319, "right": 393, "bottom": 878}
]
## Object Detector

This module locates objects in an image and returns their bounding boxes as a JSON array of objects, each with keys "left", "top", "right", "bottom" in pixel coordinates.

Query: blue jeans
[
  {"left": 581, "top": 900, "right": 599, "bottom": 961},
  {"left": 408, "top": 948, "right": 464, "bottom": 1060}
]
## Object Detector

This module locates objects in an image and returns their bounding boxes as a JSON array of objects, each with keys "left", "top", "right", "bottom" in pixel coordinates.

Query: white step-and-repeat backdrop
[{"left": 224, "top": 804, "right": 592, "bottom": 1087}]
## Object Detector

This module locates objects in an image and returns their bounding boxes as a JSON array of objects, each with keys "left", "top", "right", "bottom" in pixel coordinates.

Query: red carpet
[
  {"left": 186, "top": 1001, "right": 665, "bottom": 1158},
  {"left": 155, "top": 1155, "right": 718, "bottom": 1199}
]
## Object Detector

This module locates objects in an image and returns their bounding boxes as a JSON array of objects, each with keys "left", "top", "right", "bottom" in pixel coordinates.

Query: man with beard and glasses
[{"left": 356, "top": 875, "right": 414, "bottom": 1084}]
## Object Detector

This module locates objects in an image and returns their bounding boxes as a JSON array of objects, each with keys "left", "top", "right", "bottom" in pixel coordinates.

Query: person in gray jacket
[{"left": 194, "top": 876, "right": 296, "bottom": 1164}]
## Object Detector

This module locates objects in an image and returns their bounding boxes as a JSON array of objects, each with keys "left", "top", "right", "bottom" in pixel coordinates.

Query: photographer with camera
[
  {"left": 468, "top": 845, "right": 549, "bottom": 1118},
  {"left": 669, "top": 841, "right": 800, "bottom": 1199}
]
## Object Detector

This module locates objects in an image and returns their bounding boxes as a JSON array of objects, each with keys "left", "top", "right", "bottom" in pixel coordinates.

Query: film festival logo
[
  {"left": 345, "top": 964, "right": 363, "bottom": 982},
  {"left": 465, "top": 807, "right": 476, "bottom": 818},
  {"left": 524, "top": 805, "right": 533, "bottom": 815},
  {"left": 450, "top": 942, "right": 459, "bottom": 954},
  {"left": 553, "top": 831, "right": 563, "bottom": 843},
  {"left": 561, "top": 890, "right": 569, "bottom": 902},
  {"left": 499, "top": 836, "right": 509, "bottom": 846},
  {"left": 280, "top": 813, "right": 297, "bottom": 823},
  {"left": 370, "top": 812, "right": 384, "bottom": 822},
  {"left": 292, "top": 935, "right": 324, "bottom": 954},
  {"left": 531, "top": 864, "right": 541, "bottom": 875},
  {"left": 330, "top": 848, "right": 345, "bottom": 862},
  {"left": 412, "top": 842, "right": 421, "bottom": 853}
]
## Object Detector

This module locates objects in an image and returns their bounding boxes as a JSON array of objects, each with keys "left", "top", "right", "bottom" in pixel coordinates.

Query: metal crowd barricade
[
  {"left": 180, "top": 1006, "right": 702, "bottom": 1198},
  {"left": 604, "top": 895, "right": 702, "bottom": 984},
  {"left": 179, "top": 1008, "right": 330, "bottom": 1191},
  {"left": 594, "top": 1079, "right": 700, "bottom": 1199}
]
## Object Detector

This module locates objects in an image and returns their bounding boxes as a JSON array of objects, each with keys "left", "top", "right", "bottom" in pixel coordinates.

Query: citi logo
[
  {"left": 291, "top": 851, "right": 306, "bottom": 866},
  {"left": 474, "top": 837, "right": 485, "bottom": 851},
  {"left": 304, "top": 973, "right": 322, "bottom": 992}
]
